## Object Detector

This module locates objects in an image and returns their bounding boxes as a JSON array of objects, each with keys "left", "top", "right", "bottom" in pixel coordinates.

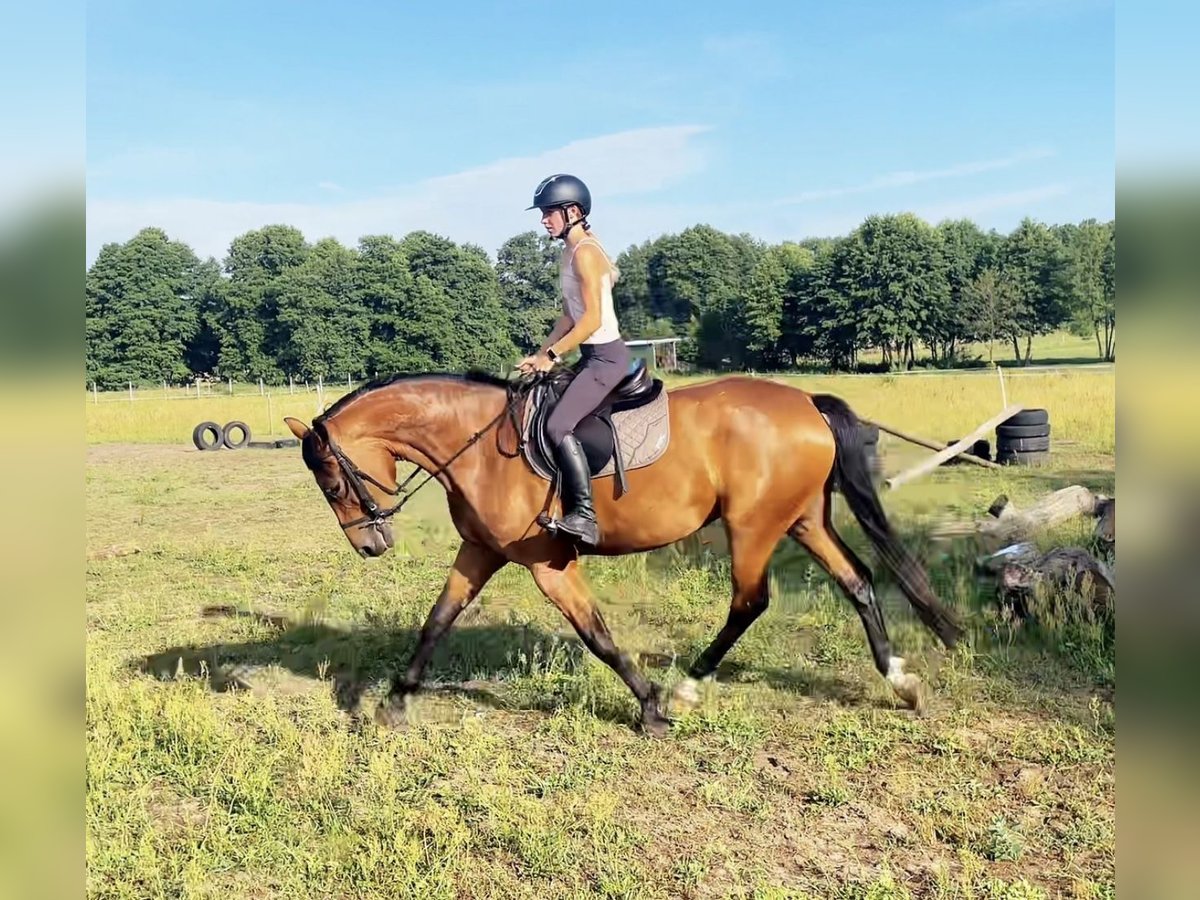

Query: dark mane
[{"left": 313, "top": 369, "right": 512, "bottom": 424}]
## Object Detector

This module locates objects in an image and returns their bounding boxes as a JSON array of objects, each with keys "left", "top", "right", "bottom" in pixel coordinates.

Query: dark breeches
[{"left": 545, "top": 339, "right": 631, "bottom": 446}]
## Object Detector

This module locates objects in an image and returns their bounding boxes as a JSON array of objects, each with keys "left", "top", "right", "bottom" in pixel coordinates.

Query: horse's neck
[{"left": 361, "top": 379, "right": 505, "bottom": 470}]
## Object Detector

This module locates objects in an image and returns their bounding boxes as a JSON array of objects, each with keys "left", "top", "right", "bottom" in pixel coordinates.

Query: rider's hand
[{"left": 518, "top": 352, "right": 554, "bottom": 374}]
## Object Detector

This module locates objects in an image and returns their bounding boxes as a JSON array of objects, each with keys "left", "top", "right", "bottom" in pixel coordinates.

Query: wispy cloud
[
  {"left": 772, "top": 147, "right": 1056, "bottom": 206},
  {"left": 86, "top": 125, "right": 712, "bottom": 263},
  {"left": 910, "top": 183, "right": 1072, "bottom": 223}
]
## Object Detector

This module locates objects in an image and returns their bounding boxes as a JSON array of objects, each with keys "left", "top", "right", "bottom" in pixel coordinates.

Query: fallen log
[
  {"left": 999, "top": 546, "right": 1115, "bottom": 621},
  {"left": 933, "top": 485, "right": 1110, "bottom": 550},
  {"left": 862, "top": 419, "right": 1002, "bottom": 470},
  {"left": 886, "top": 405, "right": 1024, "bottom": 490}
]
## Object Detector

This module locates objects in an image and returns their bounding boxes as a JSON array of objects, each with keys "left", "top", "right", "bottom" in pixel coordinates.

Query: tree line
[{"left": 85, "top": 213, "right": 1114, "bottom": 389}]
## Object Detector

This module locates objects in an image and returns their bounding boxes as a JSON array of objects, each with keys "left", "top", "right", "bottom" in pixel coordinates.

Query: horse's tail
[{"left": 811, "top": 393, "right": 963, "bottom": 649}]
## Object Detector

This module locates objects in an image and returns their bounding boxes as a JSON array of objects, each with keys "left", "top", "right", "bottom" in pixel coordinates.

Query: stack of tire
[
  {"left": 192, "top": 420, "right": 300, "bottom": 451},
  {"left": 995, "top": 408, "right": 1050, "bottom": 466}
]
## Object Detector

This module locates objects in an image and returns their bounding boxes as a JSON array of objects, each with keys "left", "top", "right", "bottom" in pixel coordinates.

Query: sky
[{"left": 83, "top": 0, "right": 1116, "bottom": 265}]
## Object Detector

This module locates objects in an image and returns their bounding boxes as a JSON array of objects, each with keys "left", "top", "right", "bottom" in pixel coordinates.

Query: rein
[{"left": 322, "top": 374, "right": 540, "bottom": 532}]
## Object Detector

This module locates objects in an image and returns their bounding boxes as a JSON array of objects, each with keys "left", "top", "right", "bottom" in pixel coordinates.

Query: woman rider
[{"left": 517, "top": 173, "right": 629, "bottom": 548}]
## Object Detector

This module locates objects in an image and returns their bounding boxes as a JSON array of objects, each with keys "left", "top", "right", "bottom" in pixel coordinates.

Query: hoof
[
  {"left": 887, "top": 658, "right": 927, "bottom": 715},
  {"left": 640, "top": 711, "right": 672, "bottom": 739},
  {"left": 374, "top": 693, "right": 413, "bottom": 729},
  {"left": 670, "top": 677, "right": 701, "bottom": 715},
  {"left": 640, "top": 685, "right": 673, "bottom": 738}
]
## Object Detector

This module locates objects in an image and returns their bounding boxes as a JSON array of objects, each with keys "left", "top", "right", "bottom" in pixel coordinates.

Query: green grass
[
  {"left": 86, "top": 369, "right": 1114, "bottom": 898},
  {"left": 854, "top": 330, "right": 1109, "bottom": 369}
]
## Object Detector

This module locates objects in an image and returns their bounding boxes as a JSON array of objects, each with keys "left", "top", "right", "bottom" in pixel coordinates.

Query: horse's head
[{"left": 285, "top": 416, "right": 396, "bottom": 558}]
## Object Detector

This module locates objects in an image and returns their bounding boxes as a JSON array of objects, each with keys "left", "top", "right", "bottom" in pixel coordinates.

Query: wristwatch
[{"left": 545, "top": 347, "right": 559, "bottom": 362}]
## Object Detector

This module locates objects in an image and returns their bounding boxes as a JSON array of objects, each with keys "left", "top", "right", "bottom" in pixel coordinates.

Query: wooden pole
[
  {"left": 885, "top": 405, "right": 1023, "bottom": 490},
  {"left": 862, "top": 419, "right": 1002, "bottom": 470}
]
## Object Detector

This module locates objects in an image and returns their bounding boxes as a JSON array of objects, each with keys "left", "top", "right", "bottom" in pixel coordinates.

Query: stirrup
[
  {"left": 555, "top": 512, "right": 600, "bottom": 546},
  {"left": 535, "top": 512, "right": 599, "bottom": 546}
]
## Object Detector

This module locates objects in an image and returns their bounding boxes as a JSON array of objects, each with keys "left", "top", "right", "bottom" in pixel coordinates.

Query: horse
[{"left": 283, "top": 368, "right": 962, "bottom": 736}]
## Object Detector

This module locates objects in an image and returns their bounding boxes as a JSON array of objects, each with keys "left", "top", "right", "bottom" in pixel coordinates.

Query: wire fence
[
  {"left": 86, "top": 362, "right": 1115, "bottom": 405},
  {"left": 86, "top": 375, "right": 360, "bottom": 405}
]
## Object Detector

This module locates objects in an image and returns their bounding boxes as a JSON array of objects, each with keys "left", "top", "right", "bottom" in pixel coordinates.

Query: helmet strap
[{"left": 554, "top": 206, "right": 589, "bottom": 241}]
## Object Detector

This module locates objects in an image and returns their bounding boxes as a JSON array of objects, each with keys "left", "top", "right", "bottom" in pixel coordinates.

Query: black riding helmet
[{"left": 527, "top": 174, "right": 591, "bottom": 239}]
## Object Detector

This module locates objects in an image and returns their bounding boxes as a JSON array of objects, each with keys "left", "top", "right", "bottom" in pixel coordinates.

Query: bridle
[{"left": 318, "top": 375, "right": 538, "bottom": 532}]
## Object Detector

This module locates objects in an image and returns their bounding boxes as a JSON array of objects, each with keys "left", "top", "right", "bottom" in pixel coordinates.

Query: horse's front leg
[
  {"left": 530, "top": 554, "right": 671, "bottom": 737},
  {"left": 375, "top": 540, "right": 506, "bottom": 727}
]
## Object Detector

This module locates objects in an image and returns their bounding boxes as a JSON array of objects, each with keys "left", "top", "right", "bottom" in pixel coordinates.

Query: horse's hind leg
[
  {"left": 673, "top": 520, "right": 779, "bottom": 711},
  {"left": 790, "top": 497, "right": 926, "bottom": 713}
]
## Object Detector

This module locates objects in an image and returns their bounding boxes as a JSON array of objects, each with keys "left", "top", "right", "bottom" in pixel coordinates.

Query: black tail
[{"left": 812, "top": 394, "right": 963, "bottom": 649}]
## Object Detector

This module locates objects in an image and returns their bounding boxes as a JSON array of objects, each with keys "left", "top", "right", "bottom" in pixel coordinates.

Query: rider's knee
[{"left": 546, "top": 419, "right": 571, "bottom": 447}]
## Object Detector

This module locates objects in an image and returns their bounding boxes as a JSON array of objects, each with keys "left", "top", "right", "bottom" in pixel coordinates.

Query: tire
[
  {"left": 1003, "top": 409, "right": 1049, "bottom": 427},
  {"left": 274, "top": 438, "right": 301, "bottom": 449},
  {"left": 997, "top": 435, "right": 1050, "bottom": 453},
  {"left": 997, "top": 449, "right": 1050, "bottom": 466},
  {"left": 247, "top": 441, "right": 276, "bottom": 450},
  {"left": 222, "top": 420, "right": 251, "bottom": 449},
  {"left": 192, "top": 421, "right": 223, "bottom": 451},
  {"left": 996, "top": 423, "right": 1051, "bottom": 440}
]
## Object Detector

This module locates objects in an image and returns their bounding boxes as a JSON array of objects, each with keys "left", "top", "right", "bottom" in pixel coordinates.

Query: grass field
[{"left": 86, "top": 367, "right": 1115, "bottom": 899}]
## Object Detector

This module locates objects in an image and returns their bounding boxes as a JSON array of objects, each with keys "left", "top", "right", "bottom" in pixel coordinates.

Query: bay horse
[{"left": 284, "top": 370, "right": 962, "bottom": 736}]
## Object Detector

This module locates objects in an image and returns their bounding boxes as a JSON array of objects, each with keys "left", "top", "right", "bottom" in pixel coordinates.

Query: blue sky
[{"left": 84, "top": 0, "right": 1114, "bottom": 264}]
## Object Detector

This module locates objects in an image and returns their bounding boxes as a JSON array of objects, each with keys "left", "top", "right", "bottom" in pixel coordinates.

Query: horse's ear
[{"left": 284, "top": 417, "right": 310, "bottom": 440}]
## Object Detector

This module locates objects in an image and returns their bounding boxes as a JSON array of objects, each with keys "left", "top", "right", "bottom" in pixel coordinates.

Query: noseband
[{"left": 320, "top": 376, "right": 536, "bottom": 532}]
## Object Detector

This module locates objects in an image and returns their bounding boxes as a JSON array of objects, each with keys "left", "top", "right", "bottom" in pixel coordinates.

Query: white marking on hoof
[
  {"left": 671, "top": 677, "right": 701, "bottom": 713},
  {"left": 886, "top": 656, "right": 926, "bottom": 714}
]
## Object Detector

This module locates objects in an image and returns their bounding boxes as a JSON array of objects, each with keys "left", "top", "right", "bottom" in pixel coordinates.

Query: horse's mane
[{"left": 313, "top": 369, "right": 512, "bottom": 424}]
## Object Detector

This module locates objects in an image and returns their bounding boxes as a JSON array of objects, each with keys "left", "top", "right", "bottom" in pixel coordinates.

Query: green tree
[
  {"left": 963, "top": 267, "right": 1021, "bottom": 363},
  {"left": 85, "top": 227, "right": 215, "bottom": 388},
  {"left": 647, "top": 225, "right": 761, "bottom": 368},
  {"left": 736, "top": 247, "right": 791, "bottom": 368},
  {"left": 400, "top": 231, "right": 516, "bottom": 371},
  {"left": 1002, "top": 218, "right": 1072, "bottom": 363},
  {"left": 611, "top": 239, "right": 656, "bottom": 338},
  {"left": 785, "top": 238, "right": 859, "bottom": 370},
  {"left": 356, "top": 234, "right": 443, "bottom": 374},
  {"left": 1061, "top": 219, "right": 1115, "bottom": 360},
  {"left": 842, "top": 214, "right": 949, "bottom": 369},
  {"left": 496, "top": 231, "right": 560, "bottom": 352},
  {"left": 210, "top": 225, "right": 309, "bottom": 380},
  {"left": 933, "top": 219, "right": 991, "bottom": 363},
  {"left": 274, "top": 238, "right": 369, "bottom": 379}
]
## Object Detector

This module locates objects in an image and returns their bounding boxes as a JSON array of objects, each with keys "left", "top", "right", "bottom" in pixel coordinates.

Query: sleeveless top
[{"left": 559, "top": 236, "right": 622, "bottom": 345}]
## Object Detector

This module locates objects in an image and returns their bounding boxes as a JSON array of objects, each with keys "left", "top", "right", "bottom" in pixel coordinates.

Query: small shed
[{"left": 625, "top": 337, "right": 681, "bottom": 372}]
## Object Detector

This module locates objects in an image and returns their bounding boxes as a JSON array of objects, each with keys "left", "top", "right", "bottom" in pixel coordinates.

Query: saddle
[{"left": 520, "top": 359, "right": 671, "bottom": 499}]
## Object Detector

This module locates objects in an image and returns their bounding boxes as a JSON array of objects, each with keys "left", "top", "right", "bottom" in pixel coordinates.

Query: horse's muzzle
[{"left": 352, "top": 522, "right": 393, "bottom": 557}]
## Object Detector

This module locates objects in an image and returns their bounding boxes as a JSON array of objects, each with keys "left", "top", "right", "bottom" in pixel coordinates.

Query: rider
[{"left": 517, "top": 173, "right": 629, "bottom": 548}]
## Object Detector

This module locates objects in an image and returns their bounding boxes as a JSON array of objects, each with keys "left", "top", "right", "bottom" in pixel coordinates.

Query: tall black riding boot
[{"left": 552, "top": 433, "right": 600, "bottom": 547}]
